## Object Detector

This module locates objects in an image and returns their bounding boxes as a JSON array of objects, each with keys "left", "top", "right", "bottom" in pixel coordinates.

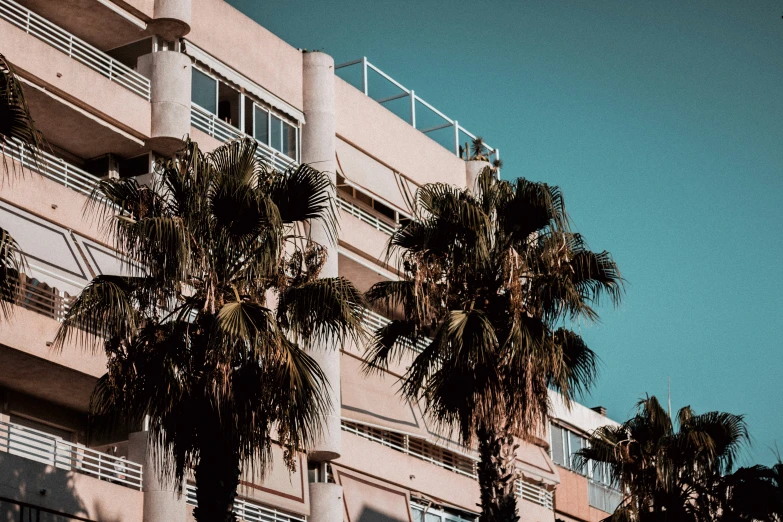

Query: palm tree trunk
[
  {"left": 477, "top": 425, "right": 520, "bottom": 522},
  {"left": 193, "top": 415, "right": 240, "bottom": 522}
]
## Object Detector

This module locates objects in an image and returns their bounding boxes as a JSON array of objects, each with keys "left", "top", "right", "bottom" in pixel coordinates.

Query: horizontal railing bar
[
  {"left": 420, "top": 122, "right": 453, "bottom": 134},
  {"left": 366, "top": 61, "right": 410, "bottom": 93},
  {"left": 413, "top": 94, "right": 453, "bottom": 125},
  {"left": 376, "top": 91, "right": 410, "bottom": 104},
  {"left": 334, "top": 58, "right": 364, "bottom": 69}
]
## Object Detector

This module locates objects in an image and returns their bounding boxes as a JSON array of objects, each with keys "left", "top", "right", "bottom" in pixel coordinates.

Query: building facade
[{"left": 0, "top": 0, "right": 622, "bottom": 521}]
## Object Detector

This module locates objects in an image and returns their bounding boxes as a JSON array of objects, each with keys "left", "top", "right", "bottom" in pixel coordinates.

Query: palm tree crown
[
  {"left": 577, "top": 395, "right": 749, "bottom": 522},
  {"left": 56, "top": 138, "right": 364, "bottom": 521},
  {"left": 365, "top": 167, "right": 622, "bottom": 521}
]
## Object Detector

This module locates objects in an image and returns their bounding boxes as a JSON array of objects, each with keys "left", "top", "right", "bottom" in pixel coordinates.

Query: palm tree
[
  {"left": 55, "top": 138, "right": 364, "bottom": 522},
  {"left": 720, "top": 459, "right": 783, "bottom": 522},
  {"left": 364, "top": 167, "right": 622, "bottom": 521},
  {"left": 0, "top": 52, "right": 43, "bottom": 320},
  {"left": 577, "top": 395, "right": 749, "bottom": 522}
]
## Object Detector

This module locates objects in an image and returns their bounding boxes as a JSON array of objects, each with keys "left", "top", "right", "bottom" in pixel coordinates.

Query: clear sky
[{"left": 226, "top": 0, "right": 783, "bottom": 466}]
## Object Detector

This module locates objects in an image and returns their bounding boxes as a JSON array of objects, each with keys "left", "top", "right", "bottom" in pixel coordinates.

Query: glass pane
[
  {"left": 550, "top": 425, "right": 566, "bottom": 467},
  {"left": 425, "top": 513, "right": 442, "bottom": 522},
  {"left": 192, "top": 69, "right": 217, "bottom": 114},
  {"left": 411, "top": 508, "right": 424, "bottom": 522},
  {"left": 270, "top": 115, "right": 282, "bottom": 152},
  {"left": 282, "top": 121, "right": 297, "bottom": 158},
  {"left": 569, "top": 431, "right": 584, "bottom": 470},
  {"left": 254, "top": 106, "right": 269, "bottom": 145}
]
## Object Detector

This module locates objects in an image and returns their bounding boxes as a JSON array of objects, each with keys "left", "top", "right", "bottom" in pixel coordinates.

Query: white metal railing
[
  {"left": 517, "top": 480, "right": 554, "bottom": 510},
  {"left": 0, "top": 0, "right": 150, "bottom": 99},
  {"left": 190, "top": 104, "right": 297, "bottom": 172},
  {"left": 336, "top": 196, "right": 398, "bottom": 236},
  {"left": 2, "top": 137, "right": 100, "bottom": 197},
  {"left": 588, "top": 479, "right": 623, "bottom": 514},
  {"left": 335, "top": 57, "right": 498, "bottom": 162},
  {"left": 0, "top": 420, "right": 143, "bottom": 490},
  {"left": 185, "top": 483, "right": 306, "bottom": 522},
  {"left": 411, "top": 501, "right": 476, "bottom": 522},
  {"left": 341, "top": 420, "right": 478, "bottom": 479},
  {"left": 360, "top": 307, "right": 430, "bottom": 354}
]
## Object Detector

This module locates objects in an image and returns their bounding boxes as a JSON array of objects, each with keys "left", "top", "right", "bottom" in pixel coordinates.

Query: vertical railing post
[
  {"left": 453, "top": 120, "right": 460, "bottom": 155},
  {"left": 108, "top": 59, "right": 113, "bottom": 82},
  {"left": 409, "top": 90, "right": 416, "bottom": 128},
  {"left": 68, "top": 35, "right": 73, "bottom": 58},
  {"left": 361, "top": 56, "right": 369, "bottom": 96},
  {"left": 25, "top": 10, "right": 30, "bottom": 33}
]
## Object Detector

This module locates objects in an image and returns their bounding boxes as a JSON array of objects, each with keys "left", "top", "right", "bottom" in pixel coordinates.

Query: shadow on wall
[
  {"left": 0, "top": 451, "right": 120, "bottom": 522},
  {"left": 357, "top": 506, "right": 409, "bottom": 522}
]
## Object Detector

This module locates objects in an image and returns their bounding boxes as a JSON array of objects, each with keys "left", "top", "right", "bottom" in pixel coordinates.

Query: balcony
[
  {"left": 190, "top": 103, "right": 297, "bottom": 172},
  {"left": 184, "top": 483, "right": 305, "bottom": 522},
  {"left": 0, "top": 0, "right": 150, "bottom": 100},
  {"left": 0, "top": 419, "right": 142, "bottom": 490}
]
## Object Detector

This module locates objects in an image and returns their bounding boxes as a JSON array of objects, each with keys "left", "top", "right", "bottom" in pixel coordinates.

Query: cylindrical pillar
[
  {"left": 466, "top": 159, "right": 491, "bottom": 191},
  {"left": 151, "top": 0, "right": 191, "bottom": 40},
  {"left": 301, "top": 51, "right": 341, "bottom": 463},
  {"left": 129, "top": 431, "right": 186, "bottom": 522},
  {"left": 137, "top": 50, "right": 192, "bottom": 155},
  {"left": 308, "top": 483, "right": 343, "bottom": 522}
]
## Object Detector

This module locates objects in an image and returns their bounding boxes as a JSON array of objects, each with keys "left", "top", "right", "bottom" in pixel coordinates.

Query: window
[
  {"left": 253, "top": 105, "right": 269, "bottom": 144},
  {"left": 411, "top": 503, "right": 476, "bottom": 522},
  {"left": 192, "top": 68, "right": 217, "bottom": 114},
  {"left": 550, "top": 423, "right": 588, "bottom": 473},
  {"left": 282, "top": 120, "right": 297, "bottom": 159}
]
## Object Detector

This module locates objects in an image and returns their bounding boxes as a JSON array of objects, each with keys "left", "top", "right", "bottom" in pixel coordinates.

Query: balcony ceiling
[
  {"left": 26, "top": 85, "right": 148, "bottom": 160},
  {"left": 16, "top": 0, "right": 148, "bottom": 51},
  {"left": 0, "top": 346, "right": 95, "bottom": 412}
]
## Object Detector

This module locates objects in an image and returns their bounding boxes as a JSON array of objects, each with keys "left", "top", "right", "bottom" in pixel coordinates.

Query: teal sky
[{"left": 227, "top": 0, "right": 783, "bottom": 466}]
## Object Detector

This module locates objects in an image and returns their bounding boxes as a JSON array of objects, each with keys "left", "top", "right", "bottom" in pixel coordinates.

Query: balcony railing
[
  {"left": 337, "top": 196, "right": 398, "bottom": 236},
  {"left": 185, "top": 483, "right": 306, "bottom": 522},
  {"left": 341, "top": 419, "right": 477, "bottom": 479},
  {"left": 517, "top": 480, "right": 554, "bottom": 510},
  {"left": 0, "top": 0, "right": 150, "bottom": 100},
  {"left": 3, "top": 137, "right": 100, "bottom": 198},
  {"left": 588, "top": 479, "right": 623, "bottom": 514},
  {"left": 190, "top": 104, "right": 297, "bottom": 173},
  {"left": 0, "top": 420, "right": 143, "bottom": 490},
  {"left": 335, "top": 57, "right": 498, "bottom": 162},
  {"left": 360, "top": 307, "right": 429, "bottom": 354},
  {"left": 11, "top": 273, "right": 74, "bottom": 321}
]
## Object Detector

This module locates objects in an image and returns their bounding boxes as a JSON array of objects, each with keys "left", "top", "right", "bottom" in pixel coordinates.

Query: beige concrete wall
[
  {"left": 335, "top": 78, "right": 466, "bottom": 189},
  {"left": 0, "top": 308, "right": 107, "bottom": 379},
  {"left": 337, "top": 213, "right": 393, "bottom": 268},
  {"left": 1, "top": 163, "right": 105, "bottom": 242},
  {"left": 0, "top": 17, "right": 151, "bottom": 140},
  {"left": 188, "top": 0, "right": 303, "bottom": 111},
  {"left": 238, "top": 447, "right": 309, "bottom": 516},
  {"left": 336, "top": 430, "right": 479, "bottom": 513},
  {"left": 519, "top": 497, "right": 556, "bottom": 522},
  {"left": 554, "top": 468, "right": 590, "bottom": 521},
  {"left": 0, "top": 451, "right": 143, "bottom": 522}
]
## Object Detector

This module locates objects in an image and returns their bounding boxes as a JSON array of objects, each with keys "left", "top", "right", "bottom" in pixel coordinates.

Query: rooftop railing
[
  {"left": 0, "top": 419, "right": 143, "bottom": 490},
  {"left": 0, "top": 0, "right": 150, "bottom": 100},
  {"left": 185, "top": 483, "right": 306, "bottom": 522},
  {"left": 190, "top": 103, "right": 297, "bottom": 173},
  {"left": 337, "top": 196, "right": 398, "bottom": 236},
  {"left": 335, "top": 57, "right": 498, "bottom": 162}
]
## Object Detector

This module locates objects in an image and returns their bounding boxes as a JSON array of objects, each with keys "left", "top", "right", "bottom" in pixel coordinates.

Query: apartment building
[{"left": 0, "top": 1, "right": 622, "bottom": 521}]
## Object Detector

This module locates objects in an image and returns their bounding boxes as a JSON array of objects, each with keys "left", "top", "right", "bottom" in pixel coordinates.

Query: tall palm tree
[
  {"left": 55, "top": 138, "right": 364, "bottom": 522},
  {"left": 364, "top": 167, "right": 622, "bottom": 521},
  {"left": 577, "top": 395, "right": 749, "bottom": 522},
  {"left": 0, "top": 52, "right": 43, "bottom": 320}
]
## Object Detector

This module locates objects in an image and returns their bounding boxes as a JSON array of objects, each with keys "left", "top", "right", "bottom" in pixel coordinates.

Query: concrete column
[
  {"left": 466, "top": 159, "right": 491, "bottom": 192},
  {"left": 151, "top": 0, "right": 191, "bottom": 40},
  {"left": 129, "top": 431, "right": 186, "bottom": 522},
  {"left": 137, "top": 50, "right": 192, "bottom": 155},
  {"left": 301, "top": 51, "right": 340, "bottom": 462},
  {"left": 309, "top": 483, "right": 343, "bottom": 522}
]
